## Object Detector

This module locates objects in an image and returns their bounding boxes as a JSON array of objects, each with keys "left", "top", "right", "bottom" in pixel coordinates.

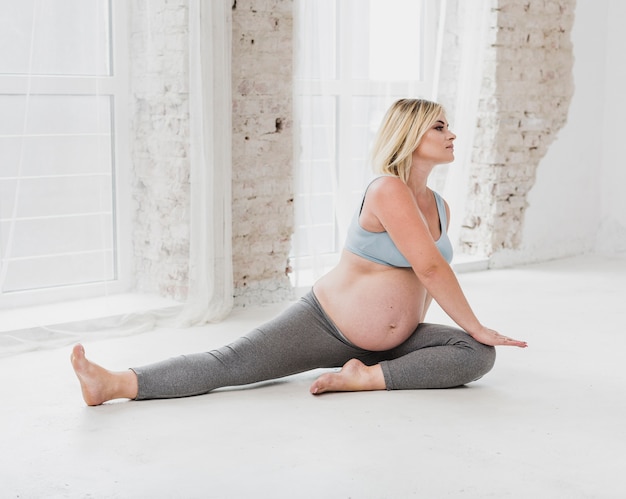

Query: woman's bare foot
[
  {"left": 310, "top": 359, "right": 386, "bottom": 395},
  {"left": 70, "top": 344, "right": 138, "bottom": 406}
]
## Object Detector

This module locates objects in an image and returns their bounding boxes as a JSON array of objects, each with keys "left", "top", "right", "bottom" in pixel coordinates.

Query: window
[
  {"left": 0, "top": 0, "right": 130, "bottom": 308},
  {"left": 292, "top": 0, "right": 443, "bottom": 286}
]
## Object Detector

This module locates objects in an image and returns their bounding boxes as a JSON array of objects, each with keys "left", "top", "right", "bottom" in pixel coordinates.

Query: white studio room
[{"left": 1, "top": 0, "right": 625, "bottom": 498}]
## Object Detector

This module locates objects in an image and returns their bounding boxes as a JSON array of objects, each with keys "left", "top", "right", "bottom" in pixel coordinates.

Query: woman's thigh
[{"left": 370, "top": 323, "right": 496, "bottom": 389}]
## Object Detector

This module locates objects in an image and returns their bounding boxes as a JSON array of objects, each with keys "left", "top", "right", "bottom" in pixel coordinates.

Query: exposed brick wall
[
  {"left": 459, "top": 0, "right": 576, "bottom": 256},
  {"left": 129, "top": 0, "right": 191, "bottom": 301},
  {"left": 231, "top": 0, "right": 294, "bottom": 306},
  {"left": 129, "top": 0, "right": 294, "bottom": 307}
]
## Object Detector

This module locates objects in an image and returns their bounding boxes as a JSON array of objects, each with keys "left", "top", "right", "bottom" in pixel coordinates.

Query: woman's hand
[{"left": 471, "top": 326, "right": 528, "bottom": 348}]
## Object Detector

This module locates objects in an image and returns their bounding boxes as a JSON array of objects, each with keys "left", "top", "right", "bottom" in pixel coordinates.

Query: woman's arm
[
  {"left": 420, "top": 294, "right": 434, "bottom": 323},
  {"left": 419, "top": 195, "right": 448, "bottom": 323},
  {"left": 367, "top": 178, "right": 526, "bottom": 348}
]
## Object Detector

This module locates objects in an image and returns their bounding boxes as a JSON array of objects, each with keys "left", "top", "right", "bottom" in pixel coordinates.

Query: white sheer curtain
[
  {"left": 177, "top": 0, "right": 233, "bottom": 325},
  {"left": 0, "top": 0, "right": 233, "bottom": 355},
  {"left": 435, "top": 0, "right": 491, "bottom": 252}
]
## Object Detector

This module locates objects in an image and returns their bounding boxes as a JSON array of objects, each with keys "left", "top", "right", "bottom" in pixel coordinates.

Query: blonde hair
[{"left": 371, "top": 98, "right": 445, "bottom": 183}]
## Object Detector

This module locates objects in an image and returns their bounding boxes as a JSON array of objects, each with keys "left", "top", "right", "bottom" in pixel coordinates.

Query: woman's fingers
[
  {"left": 475, "top": 328, "right": 528, "bottom": 348},
  {"left": 502, "top": 336, "right": 528, "bottom": 348}
]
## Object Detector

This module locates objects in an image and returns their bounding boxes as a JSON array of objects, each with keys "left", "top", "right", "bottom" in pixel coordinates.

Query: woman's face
[{"left": 413, "top": 113, "right": 456, "bottom": 165}]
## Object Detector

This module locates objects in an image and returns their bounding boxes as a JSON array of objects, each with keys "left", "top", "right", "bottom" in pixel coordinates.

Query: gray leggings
[{"left": 132, "top": 291, "right": 496, "bottom": 400}]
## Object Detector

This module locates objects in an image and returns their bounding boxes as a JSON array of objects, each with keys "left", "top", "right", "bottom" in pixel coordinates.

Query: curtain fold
[
  {"left": 436, "top": 0, "right": 491, "bottom": 250},
  {"left": 175, "top": 0, "right": 233, "bottom": 325}
]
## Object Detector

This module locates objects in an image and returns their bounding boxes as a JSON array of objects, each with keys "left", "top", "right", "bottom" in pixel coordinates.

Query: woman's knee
[{"left": 470, "top": 343, "right": 496, "bottom": 382}]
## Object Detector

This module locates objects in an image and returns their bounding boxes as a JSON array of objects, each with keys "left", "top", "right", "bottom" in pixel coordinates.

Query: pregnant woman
[{"left": 71, "top": 98, "right": 527, "bottom": 406}]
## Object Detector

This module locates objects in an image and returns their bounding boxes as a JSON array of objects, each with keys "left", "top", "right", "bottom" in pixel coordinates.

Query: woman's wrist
[{"left": 465, "top": 322, "right": 485, "bottom": 338}]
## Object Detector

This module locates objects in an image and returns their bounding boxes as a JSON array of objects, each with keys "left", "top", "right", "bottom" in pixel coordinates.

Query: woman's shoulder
[
  {"left": 367, "top": 175, "right": 406, "bottom": 194},
  {"left": 367, "top": 175, "right": 411, "bottom": 201},
  {"left": 363, "top": 176, "right": 414, "bottom": 215}
]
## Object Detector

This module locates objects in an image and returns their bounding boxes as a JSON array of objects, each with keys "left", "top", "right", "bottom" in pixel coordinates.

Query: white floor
[{"left": 1, "top": 254, "right": 625, "bottom": 499}]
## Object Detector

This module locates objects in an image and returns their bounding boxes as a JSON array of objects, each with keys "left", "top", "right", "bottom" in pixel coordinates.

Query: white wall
[
  {"left": 492, "top": 0, "right": 626, "bottom": 266},
  {"left": 597, "top": 0, "right": 626, "bottom": 254}
]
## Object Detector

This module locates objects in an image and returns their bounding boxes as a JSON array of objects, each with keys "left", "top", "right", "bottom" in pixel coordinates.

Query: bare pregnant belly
[{"left": 313, "top": 257, "right": 427, "bottom": 351}]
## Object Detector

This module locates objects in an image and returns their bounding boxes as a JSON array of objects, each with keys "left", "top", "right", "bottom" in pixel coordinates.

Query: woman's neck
[{"left": 406, "top": 167, "right": 432, "bottom": 197}]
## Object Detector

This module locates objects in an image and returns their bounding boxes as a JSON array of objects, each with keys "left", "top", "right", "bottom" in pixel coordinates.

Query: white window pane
[
  {"left": 347, "top": 0, "right": 370, "bottom": 80},
  {"left": 295, "top": 0, "right": 337, "bottom": 80},
  {"left": 300, "top": 127, "right": 336, "bottom": 162},
  {"left": 0, "top": 0, "right": 127, "bottom": 305},
  {"left": 310, "top": 225, "right": 337, "bottom": 254},
  {"left": 361, "top": 0, "right": 423, "bottom": 81},
  {"left": 301, "top": 95, "right": 336, "bottom": 126},
  {"left": 0, "top": 176, "right": 112, "bottom": 219},
  {"left": 0, "top": 94, "right": 112, "bottom": 136},
  {"left": 2, "top": 251, "right": 115, "bottom": 292},
  {"left": 295, "top": 193, "right": 335, "bottom": 226},
  {"left": 1, "top": 214, "right": 114, "bottom": 259},
  {"left": 351, "top": 96, "right": 398, "bottom": 133},
  {"left": 292, "top": 225, "right": 336, "bottom": 257},
  {"left": 0, "top": 0, "right": 111, "bottom": 76},
  {"left": 0, "top": 135, "right": 112, "bottom": 178},
  {"left": 296, "top": 160, "right": 335, "bottom": 193},
  {"left": 350, "top": 95, "right": 399, "bottom": 157}
]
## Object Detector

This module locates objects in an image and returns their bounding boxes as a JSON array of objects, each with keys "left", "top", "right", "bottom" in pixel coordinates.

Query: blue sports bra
[{"left": 345, "top": 179, "right": 454, "bottom": 267}]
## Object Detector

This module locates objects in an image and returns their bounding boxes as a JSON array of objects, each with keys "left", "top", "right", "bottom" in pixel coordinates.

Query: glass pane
[
  {"left": 295, "top": 0, "right": 336, "bottom": 80},
  {"left": 2, "top": 250, "right": 115, "bottom": 292},
  {"left": 351, "top": 0, "right": 423, "bottom": 81},
  {"left": 297, "top": 96, "right": 336, "bottom": 192},
  {"left": 312, "top": 225, "right": 337, "bottom": 254},
  {"left": 0, "top": 135, "right": 111, "bottom": 178},
  {"left": 300, "top": 127, "right": 336, "bottom": 162},
  {"left": 292, "top": 224, "right": 336, "bottom": 257},
  {"left": 295, "top": 160, "right": 335, "bottom": 193},
  {"left": 302, "top": 95, "right": 337, "bottom": 127},
  {"left": 0, "top": 176, "right": 113, "bottom": 219},
  {"left": 349, "top": 95, "right": 400, "bottom": 178},
  {"left": 1, "top": 214, "right": 114, "bottom": 259},
  {"left": 0, "top": 94, "right": 111, "bottom": 136},
  {"left": 0, "top": 93, "right": 116, "bottom": 293},
  {"left": 294, "top": 193, "right": 335, "bottom": 227},
  {"left": 0, "top": 0, "right": 111, "bottom": 76}
]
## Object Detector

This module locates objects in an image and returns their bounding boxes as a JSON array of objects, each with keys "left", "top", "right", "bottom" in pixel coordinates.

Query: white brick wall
[
  {"left": 231, "top": 0, "right": 294, "bottom": 306},
  {"left": 129, "top": 0, "right": 191, "bottom": 301},
  {"left": 129, "top": 0, "right": 294, "bottom": 307},
  {"left": 458, "top": 0, "right": 576, "bottom": 256}
]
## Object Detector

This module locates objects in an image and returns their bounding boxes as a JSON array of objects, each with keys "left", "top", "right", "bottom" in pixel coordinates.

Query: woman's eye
[{"left": 435, "top": 126, "right": 444, "bottom": 131}]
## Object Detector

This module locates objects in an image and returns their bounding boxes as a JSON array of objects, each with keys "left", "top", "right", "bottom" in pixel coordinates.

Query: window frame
[{"left": 0, "top": 0, "right": 131, "bottom": 309}]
